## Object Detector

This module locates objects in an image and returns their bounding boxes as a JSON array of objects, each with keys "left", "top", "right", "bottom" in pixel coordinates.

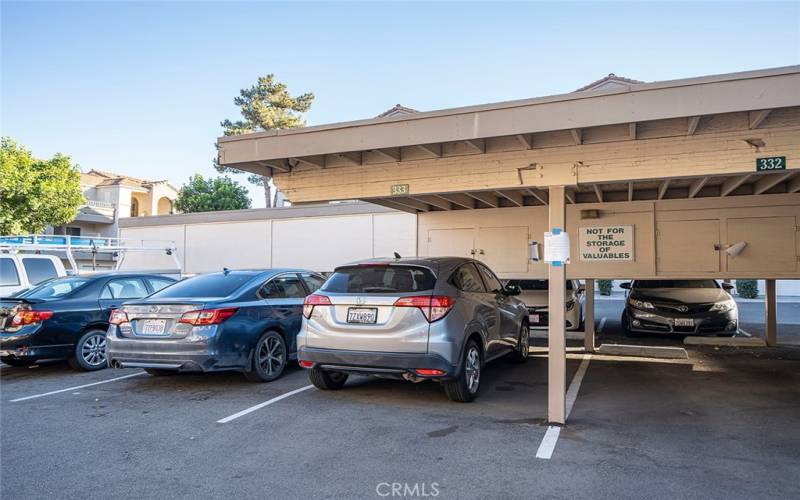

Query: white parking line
[
  {"left": 598, "top": 317, "right": 607, "bottom": 334},
  {"left": 9, "top": 372, "right": 146, "bottom": 402},
  {"left": 738, "top": 328, "right": 752, "bottom": 337},
  {"left": 536, "top": 354, "right": 592, "bottom": 460},
  {"left": 217, "top": 385, "right": 314, "bottom": 424}
]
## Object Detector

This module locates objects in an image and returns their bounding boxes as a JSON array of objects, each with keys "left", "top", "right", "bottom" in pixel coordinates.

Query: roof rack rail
[{"left": 0, "top": 234, "right": 180, "bottom": 274}]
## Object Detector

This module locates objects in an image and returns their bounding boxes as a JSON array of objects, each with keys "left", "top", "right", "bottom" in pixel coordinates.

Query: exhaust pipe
[{"left": 110, "top": 360, "right": 122, "bottom": 369}]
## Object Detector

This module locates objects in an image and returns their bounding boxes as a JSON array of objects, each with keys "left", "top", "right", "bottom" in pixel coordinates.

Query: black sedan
[
  {"left": 0, "top": 273, "right": 176, "bottom": 370},
  {"left": 620, "top": 279, "right": 738, "bottom": 336}
]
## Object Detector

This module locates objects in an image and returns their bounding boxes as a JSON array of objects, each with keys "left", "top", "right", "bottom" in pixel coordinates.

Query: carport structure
[{"left": 218, "top": 66, "right": 800, "bottom": 424}]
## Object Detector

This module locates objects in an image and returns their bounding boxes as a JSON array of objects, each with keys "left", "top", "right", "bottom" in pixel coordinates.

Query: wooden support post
[
  {"left": 584, "top": 279, "right": 595, "bottom": 353},
  {"left": 548, "top": 185, "right": 567, "bottom": 425},
  {"left": 765, "top": 279, "right": 777, "bottom": 347}
]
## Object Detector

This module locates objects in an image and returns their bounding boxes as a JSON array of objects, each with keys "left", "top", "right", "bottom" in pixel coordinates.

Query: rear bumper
[
  {"left": 297, "top": 347, "right": 458, "bottom": 378},
  {"left": 1, "top": 326, "right": 72, "bottom": 360},
  {"left": 106, "top": 327, "right": 223, "bottom": 372}
]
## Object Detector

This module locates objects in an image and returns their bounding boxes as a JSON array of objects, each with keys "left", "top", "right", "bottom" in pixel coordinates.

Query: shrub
[
  {"left": 597, "top": 279, "right": 613, "bottom": 296},
  {"left": 736, "top": 279, "right": 759, "bottom": 299}
]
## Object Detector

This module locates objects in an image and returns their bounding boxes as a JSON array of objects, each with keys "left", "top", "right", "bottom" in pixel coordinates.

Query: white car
[
  {"left": 505, "top": 279, "right": 585, "bottom": 330},
  {"left": 0, "top": 254, "right": 66, "bottom": 296}
]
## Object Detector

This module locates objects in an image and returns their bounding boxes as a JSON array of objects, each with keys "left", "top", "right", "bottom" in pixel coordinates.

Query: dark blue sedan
[
  {"left": 0, "top": 273, "right": 176, "bottom": 370},
  {"left": 106, "top": 269, "right": 326, "bottom": 382}
]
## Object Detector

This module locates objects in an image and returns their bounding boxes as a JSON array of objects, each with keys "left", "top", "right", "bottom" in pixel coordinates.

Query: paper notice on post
[{"left": 544, "top": 231, "right": 571, "bottom": 264}]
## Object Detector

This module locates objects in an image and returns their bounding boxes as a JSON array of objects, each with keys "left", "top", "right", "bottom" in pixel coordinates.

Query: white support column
[
  {"left": 584, "top": 279, "right": 595, "bottom": 353},
  {"left": 766, "top": 279, "right": 777, "bottom": 347},
  {"left": 547, "top": 185, "right": 567, "bottom": 425}
]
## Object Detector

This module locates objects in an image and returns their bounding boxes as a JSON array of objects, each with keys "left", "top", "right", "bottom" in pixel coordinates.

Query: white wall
[{"left": 119, "top": 212, "right": 416, "bottom": 274}]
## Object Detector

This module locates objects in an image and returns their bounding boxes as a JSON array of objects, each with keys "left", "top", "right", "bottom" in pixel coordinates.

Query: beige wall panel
[
  {"left": 372, "top": 213, "right": 418, "bottom": 259},
  {"left": 726, "top": 216, "right": 797, "bottom": 272},
  {"left": 185, "top": 221, "right": 270, "bottom": 274},
  {"left": 656, "top": 220, "right": 720, "bottom": 273},
  {"left": 476, "top": 226, "right": 530, "bottom": 274},
  {"left": 119, "top": 225, "right": 186, "bottom": 271},
  {"left": 272, "top": 215, "right": 373, "bottom": 272}
]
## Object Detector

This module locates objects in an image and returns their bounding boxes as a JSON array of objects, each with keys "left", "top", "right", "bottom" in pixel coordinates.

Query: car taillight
[
  {"left": 10, "top": 310, "right": 54, "bottom": 326},
  {"left": 179, "top": 307, "right": 238, "bottom": 326},
  {"left": 303, "top": 294, "right": 332, "bottom": 319},
  {"left": 109, "top": 309, "right": 129, "bottom": 325},
  {"left": 394, "top": 295, "right": 455, "bottom": 322}
]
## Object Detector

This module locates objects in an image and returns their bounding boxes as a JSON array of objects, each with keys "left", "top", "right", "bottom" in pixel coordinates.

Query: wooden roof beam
[
  {"left": 524, "top": 188, "right": 548, "bottom": 205},
  {"left": 687, "top": 116, "right": 701, "bottom": 135},
  {"left": 370, "top": 148, "right": 401, "bottom": 162},
  {"left": 463, "top": 139, "right": 485, "bottom": 154},
  {"left": 261, "top": 160, "right": 291, "bottom": 173},
  {"left": 593, "top": 184, "right": 603, "bottom": 202},
  {"left": 411, "top": 195, "right": 452, "bottom": 211},
  {"left": 564, "top": 188, "right": 576, "bottom": 204},
  {"left": 496, "top": 190, "right": 524, "bottom": 207},
  {"left": 289, "top": 156, "right": 325, "bottom": 169},
  {"left": 787, "top": 175, "right": 800, "bottom": 193},
  {"left": 466, "top": 191, "right": 500, "bottom": 208},
  {"left": 688, "top": 176, "right": 710, "bottom": 198},
  {"left": 367, "top": 198, "right": 418, "bottom": 214},
  {"left": 754, "top": 171, "right": 795, "bottom": 195},
  {"left": 570, "top": 128, "right": 582, "bottom": 145},
  {"left": 335, "top": 152, "right": 362, "bottom": 166},
  {"left": 390, "top": 197, "right": 431, "bottom": 212},
  {"left": 515, "top": 134, "right": 532, "bottom": 149},
  {"left": 720, "top": 174, "right": 750, "bottom": 196},
  {"left": 628, "top": 182, "right": 634, "bottom": 201},
  {"left": 657, "top": 178, "right": 671, "bottom": 199},
  {"left": 436, "top": 193, "right": 476, "bottom": 209},
  {"left": 629, "top": 123, "right": 637, "bottom": 140},
  {"left": 749, "top": 109, "right": 772, "bottom": 130},
  {"left": 415, "top": 144, "right": 442, "bottom": 158}
]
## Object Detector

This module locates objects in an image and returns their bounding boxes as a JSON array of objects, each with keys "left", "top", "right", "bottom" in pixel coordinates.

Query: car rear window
[
  {"left": 149, "top": 273, "right": 255, "bottom": 299},
  {"left": 322, "top": 265, "right": 436, "bottom": 294},
  {"left": 0, "top": 258, "right": 20, "bottom": 286},
  {"left": 21, "top": 277, "right": 91, "bottom": 300},
  {"left": 634, "top": 280, "right": 718, "bottom": 289},
  {"left": 21, "top": 258, "right": 58, "bottom": 285}
]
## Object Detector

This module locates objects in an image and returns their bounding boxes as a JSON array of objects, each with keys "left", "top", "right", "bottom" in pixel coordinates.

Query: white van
[{"left": 0, "top": 254, "right": 67, "bottom": 296}]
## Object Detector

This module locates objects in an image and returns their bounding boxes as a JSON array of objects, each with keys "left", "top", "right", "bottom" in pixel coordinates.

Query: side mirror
[
  {"left": 722, "top": 283, "right": 734, "bottom": 291},
  {"left": 504, "top": 284, "right": 521, "bottom": 296},
  {"left": 620, "top": 282, "right": 631, "bottom": 290}
]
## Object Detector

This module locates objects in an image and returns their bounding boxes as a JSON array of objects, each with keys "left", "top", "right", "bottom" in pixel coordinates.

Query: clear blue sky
[{"left": 3, "top": 1, "right": 799, "bottom": 207}]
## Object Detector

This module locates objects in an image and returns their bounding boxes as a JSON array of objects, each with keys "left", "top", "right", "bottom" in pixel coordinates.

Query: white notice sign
[
  {"left": 579, "top": 225, "right": 634, "bottom": 261},
  {"left": 543, "top": 231, "right": 571, "bottom": 264}
]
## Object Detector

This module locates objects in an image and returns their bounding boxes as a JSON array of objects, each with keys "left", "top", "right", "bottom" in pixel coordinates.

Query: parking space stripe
[
  {"left": 9, "top": 372, "right": 147, "bottom": 402},
  {"left": 536, "top": 354, "right": 592, "bottom": 460},
  {"left": 216, "top": 385, "right": 314, "bottom": 424}
]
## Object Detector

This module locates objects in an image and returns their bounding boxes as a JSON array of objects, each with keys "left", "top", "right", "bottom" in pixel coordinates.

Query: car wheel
[
  {"left": 510, "top": 324, "right": 529, "bottom": 362},
  {"left": 244, "top": 331, "right": 287, "bottom": 382},
  {"left": 0, "top": 357, "right": 35, "bottom": 367},
  {"left": 68, "top": 329, "right": 108, "bottom": 371},
  {"left": 443, "top": 340, "right": 482, "bottom": 403},
  {"left": 308, "top": 367, "right": 348, "bottom": 390},
  {"left": 144, "top": 368, "right": 178, "bottom": 376}
]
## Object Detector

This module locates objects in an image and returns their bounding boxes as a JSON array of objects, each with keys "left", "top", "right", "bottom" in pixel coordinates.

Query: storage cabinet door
[
  {"left": 427, "top": 228, "right": 475, "bottom": 258},
  {"left": 476, "top": 226, "right": 529, "bottom": 274},
  {"left": 656, "top": 220, "right": 720, "bottom": 273},
  {"left": 726, "top": 216, "right": 797, "bottom": 273}
]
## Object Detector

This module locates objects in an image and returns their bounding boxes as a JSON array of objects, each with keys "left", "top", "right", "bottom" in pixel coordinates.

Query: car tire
[
  {"left": 308, "top": 367, "right": 348, "bottom": 390},
  {"left": 244, "top": 331, "right": 287, "bottom": 382},
  {"left": 144, "top": 368, "right": 178, "bottom": 376},
  {"left": 621, "top": 312, "right": 638, "bottom": 337},
  {"left": 0, "top": 357, "right": 35, "bottom": 367},
  {"left": 443, "top": 340, "right": 482, "bottom": 403},
  {"left": 510, "top": 323, "right": 529, "bottom": 363},
  {"left": 68, "top": 329, "right": 108, "bottom": 371}
]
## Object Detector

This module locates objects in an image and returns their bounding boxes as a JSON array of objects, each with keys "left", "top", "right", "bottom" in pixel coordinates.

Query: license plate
[
  {"left": 139, "top": 319, "right": 167, "bottom": 335},
  {"left": 347, "top": 307, "right": 377, "bottom": 324},
  {"left": 674, "top": 318, "right": 694, "bottom": 327},
  {"left": 529, "top": 314, "right": 540, "bottom": 324}
]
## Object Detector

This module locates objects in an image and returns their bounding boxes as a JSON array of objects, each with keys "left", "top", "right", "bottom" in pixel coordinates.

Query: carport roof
[{"left": 217, "top": 65, "right": 800, "bottom": 168}]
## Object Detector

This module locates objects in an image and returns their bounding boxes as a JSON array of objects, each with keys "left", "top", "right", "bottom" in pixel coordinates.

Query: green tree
[
  {"left": 215, "top": 74, "right": 314, "bottom": 207},
  {"left": 735, "top": 279, "right": 759, "bottom": 299},
  {"left": 0, "top": 137, "right": 85, "bottom": 235},
  {"left": 597, "top": 279, "right": 614, "bottom": 296},
  {"left": 174, "top": 175, "right": 251, "bottom": 213}
]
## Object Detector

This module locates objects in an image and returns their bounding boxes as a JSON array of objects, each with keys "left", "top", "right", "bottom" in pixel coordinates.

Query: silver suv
[{"left": 297, "top": 257, "right": 530, "bottom": 402}]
